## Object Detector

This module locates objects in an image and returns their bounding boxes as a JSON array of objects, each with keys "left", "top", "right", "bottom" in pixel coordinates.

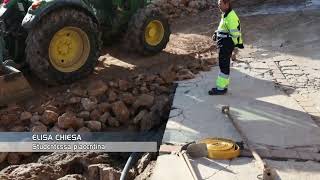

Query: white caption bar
[{"left": 0, "top": 142, "right": 157, "bottom": 152}]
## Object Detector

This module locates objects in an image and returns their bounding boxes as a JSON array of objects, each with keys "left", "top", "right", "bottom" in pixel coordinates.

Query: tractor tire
[
  {"left": 125, "top": 5, "right": 171, "bottom": 55},
  {"left": 26, "top": 8, "right": 101, "bottom": 85}
]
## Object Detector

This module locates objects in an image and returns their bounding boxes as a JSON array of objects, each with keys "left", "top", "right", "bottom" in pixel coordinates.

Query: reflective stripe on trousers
[{"left": 216, "top": 72, "right": 230, "bottom": 90}]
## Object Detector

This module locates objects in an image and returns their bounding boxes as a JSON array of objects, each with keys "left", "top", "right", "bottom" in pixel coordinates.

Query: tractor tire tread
[
  {"left": 25, "top": 8, "right": 102, "bottom": 85},
  {"left": 125, "top": 5, "right": 171, "bottom": 55}
]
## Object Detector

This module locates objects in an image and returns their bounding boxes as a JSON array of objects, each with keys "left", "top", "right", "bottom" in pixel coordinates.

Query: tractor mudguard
[{"left": 22, "top": 0, "right": 99, "bottom": 30}]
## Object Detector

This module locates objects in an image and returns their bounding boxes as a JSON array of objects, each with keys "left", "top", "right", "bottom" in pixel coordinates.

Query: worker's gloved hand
[
  {"left": 212, "top": 32, "right": 217, "bottom": 41},
  {"left": 236, "top": 44, "right": 244, "bottom": 49}
]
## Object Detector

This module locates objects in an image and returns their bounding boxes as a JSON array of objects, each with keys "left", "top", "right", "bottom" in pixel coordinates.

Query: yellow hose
[{"left": 200, "top": 138, "right": 240, "bottom": 160}]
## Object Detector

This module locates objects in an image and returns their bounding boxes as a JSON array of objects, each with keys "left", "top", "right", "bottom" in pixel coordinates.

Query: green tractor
[{"left": 0, "top": 0, "right": 171, "bottom": 85}]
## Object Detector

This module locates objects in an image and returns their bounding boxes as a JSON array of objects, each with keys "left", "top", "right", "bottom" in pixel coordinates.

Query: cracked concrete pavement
[
  {"left": 163, "top": 65, "right": 320, "bottom": 148},
  {"left": 152, "top": 63, "right": 320, "bottom": 180}
]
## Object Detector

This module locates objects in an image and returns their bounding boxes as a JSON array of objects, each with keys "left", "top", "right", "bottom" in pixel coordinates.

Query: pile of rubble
[
  {"left": 150, "top": 0, "right": 214, "bottom": 20},
  {"left": 0, "top": 60, "right": 214, "bottom": 178},
  {"left": 0, "top": 55, "right": 215, "bottom": 166},
  {"left": 149, "top": 0, "right": 299, "bottom": 20},
  {"left": 0, "top": 152, "right": 152, "bottom": 180}
]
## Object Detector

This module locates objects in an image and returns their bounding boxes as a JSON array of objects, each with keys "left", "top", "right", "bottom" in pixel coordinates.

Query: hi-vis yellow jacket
[{"left": 216, "top": 9, "right": 243, "bottom": 47}]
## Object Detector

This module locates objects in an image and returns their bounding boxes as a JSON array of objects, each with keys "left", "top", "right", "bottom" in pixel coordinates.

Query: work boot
[{"left": 208, "top": 88, "right": 227, "bottom": 95}]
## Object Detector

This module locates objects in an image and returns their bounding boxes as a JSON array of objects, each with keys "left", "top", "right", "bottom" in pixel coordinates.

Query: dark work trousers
[{"left": 217, "top": 37, "right": 235, "bottom": 75}]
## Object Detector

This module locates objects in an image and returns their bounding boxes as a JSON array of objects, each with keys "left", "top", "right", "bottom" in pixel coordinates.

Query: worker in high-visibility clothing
[{"left": 209, "top": 0, "right": 244, "bottom": 95}]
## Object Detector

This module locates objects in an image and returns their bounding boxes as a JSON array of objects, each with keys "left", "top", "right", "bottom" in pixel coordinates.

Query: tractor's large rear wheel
[
  {"left": 26, "top": 8, "right": 101, "bottom": 85},
  {"left": 125, "top": 5, "right": 171, "bottom": 55}
]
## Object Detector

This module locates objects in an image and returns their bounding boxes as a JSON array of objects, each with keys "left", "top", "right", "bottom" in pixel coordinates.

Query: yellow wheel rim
[
  {"left": 200, "top": 138, "right": 240, "bottom": 160},
  {"left": 145, "top": 20, "right": 165, "bottom": 46},
  {"left": 49, "top": 27, "right": 90, "bottom": 73}
]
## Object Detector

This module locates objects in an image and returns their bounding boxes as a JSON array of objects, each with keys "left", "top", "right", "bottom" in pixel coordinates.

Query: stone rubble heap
[
  {"left": 0, "top": 152, "right": 153, "bottom": 180},
  {"left": 150, "top": 0, "right": 214, "bottom": 20},
  {"left": 0, "top": 56, "right": 215, "bottom": 166}
]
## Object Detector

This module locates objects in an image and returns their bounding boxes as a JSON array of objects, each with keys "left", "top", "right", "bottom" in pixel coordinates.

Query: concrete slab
[
  {"left": 151, "top": 155, "right": 320, "bottom": 180},
  {"left": 153, "top": 66, "right": 320, "bottom": 180},
  {"left": 310, "top": 92, "right": 320, "bottom": 112},
  {"left": 163, "top": 67, "right": 320, "bottom": 147}
]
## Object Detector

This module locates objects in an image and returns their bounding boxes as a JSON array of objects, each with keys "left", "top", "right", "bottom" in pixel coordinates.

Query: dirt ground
[
  {"left": 21, "top": 25, "right": 215, "bottom": 110},
  {"left": 25, "top": 0, "right": 319, "bottom": 103}
]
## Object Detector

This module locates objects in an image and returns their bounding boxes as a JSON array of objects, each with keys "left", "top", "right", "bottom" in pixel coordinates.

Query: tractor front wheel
[
  {"left": 125, "top": 6, "right": 171, "bottom": 55},
  {"left": 26, "top": 8, "right": 101, "bottom": 85}
]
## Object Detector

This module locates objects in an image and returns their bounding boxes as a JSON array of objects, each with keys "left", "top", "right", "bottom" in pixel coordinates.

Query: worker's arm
[{"left": 226, "top": 18, "right": 244, "bottom": 48}]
